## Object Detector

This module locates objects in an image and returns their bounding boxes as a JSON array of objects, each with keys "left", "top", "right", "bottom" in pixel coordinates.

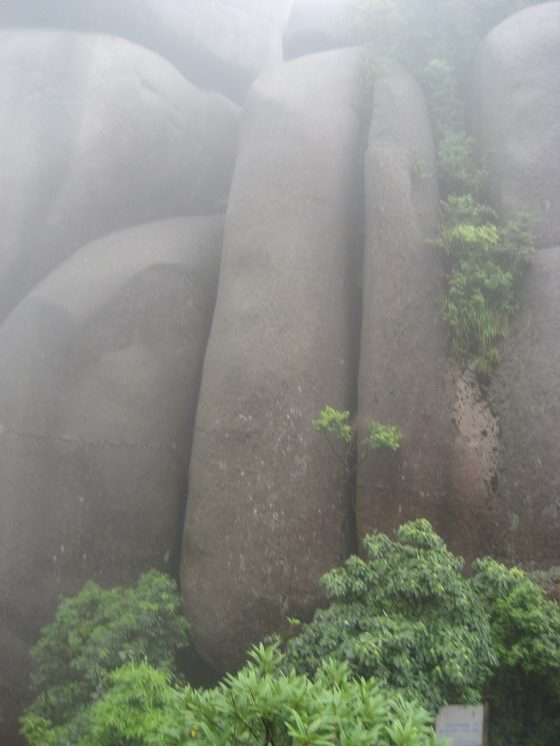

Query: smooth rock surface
[
  {"left": 0, "top": 0, "right": 294, "bottom": 101},
  {"left": 0, "top": 216, "right": 223, "bottom": 741},
  {"left": 357, "top": 60, "right": 500, "bottom": 563},
  {"left": 0, "top": 28, "right": 239, "bottom": 321},
  {"left": 0, "top": 629, "right": 29, "bottom": 746},
  {"left": 284, "top": 0, "right": 356, "bottom": 59},
  {"left": 489, "top": 246, "right": 560, "bottom": 567},
  {"left": 182, "top": 48, "right": 365, "bottom": 673},
  {"left": 471, "top": 1, "right": 560, "bottom": 247}
]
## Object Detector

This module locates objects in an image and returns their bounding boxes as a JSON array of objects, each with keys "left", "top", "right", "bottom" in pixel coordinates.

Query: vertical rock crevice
[{"left": 355, "top": 58, "right": 500, "bottom": 563}]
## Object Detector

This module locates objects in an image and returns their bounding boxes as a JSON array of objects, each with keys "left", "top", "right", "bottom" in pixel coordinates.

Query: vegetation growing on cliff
[
  {"left": 313, "top": 407, "right": 402, "bottom": 453},
  {"left": 22, "top": 524, "right": 560, "bottom": 746},
  {"left": 353, "top": 0, "right": 537, "bottom": 375},
  {"left": 312, "top": 406, "right": 402, "bottom": 486},
  {"left": 435, "top": 198, "right": 534, "bottom": 376}
]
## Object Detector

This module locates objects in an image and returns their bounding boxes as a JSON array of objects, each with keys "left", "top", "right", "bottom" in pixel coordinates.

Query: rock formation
[
  {"left": 181, "top": 47, "right": 365, "bottom": 673},
  {"left": 0, "top": 0, "right": 294, "bottom": 101},
  {"left": 283, "top": 0, "right": 356, "bottom": 59},
  {"left": 471, "top": 1, "right": 560, "bottom": 247},
  {"left": 356, "top": 59, "right": 500, "bottom": 564},
  {"left": 0, "top": 28, "right": 238, "bottom": 321},
  {"left": 0, "top": 1, "right": 558, "bottom": 743},
  {"left": 489, "top": 246, "right": 560, "bottom": 567},
  {"left": 0, "top": 217, "right": 223, "bottom": 743}
]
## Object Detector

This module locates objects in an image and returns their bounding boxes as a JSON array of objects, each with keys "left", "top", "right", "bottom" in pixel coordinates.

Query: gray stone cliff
[{"left": 0, "top": 1, "right": 559, "bottom": 742}]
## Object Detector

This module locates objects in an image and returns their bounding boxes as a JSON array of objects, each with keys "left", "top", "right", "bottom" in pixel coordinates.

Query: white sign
[{"left": 435, "top": 705, "right": 485, "bottom": 746}]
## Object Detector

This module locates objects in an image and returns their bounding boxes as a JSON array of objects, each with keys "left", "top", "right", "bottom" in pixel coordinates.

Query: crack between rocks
[{"left": 0, "top": 426, "right": 179, "bottom": 454}]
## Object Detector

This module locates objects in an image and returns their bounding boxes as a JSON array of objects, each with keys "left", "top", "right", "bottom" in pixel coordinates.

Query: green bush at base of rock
[
  {"left": 20, "top": 571, "right": 188, "bottom": 746},
  {"left": 23, "top": 643, "right": 447, "bottom": 746},
  {"left": 284, "top": 520, "right": 560, "bottom": 744},
  {"left": 20, "top": 523, "right": 560, "bottom": 745},
  {"left": 285, "top": 519, "right": 495, "bottom": 714}
]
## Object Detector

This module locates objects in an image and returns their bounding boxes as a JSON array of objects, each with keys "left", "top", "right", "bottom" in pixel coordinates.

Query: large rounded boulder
[
  {"left": 0, "top": 216, "right": 223, "bottom": 742},
  {"left": 489, "top": 246, "right": 560, "bottom": 567},
  {"left": 471, "top": 1, "right": 560, "bottom": 247},
  {"left": 357, "top": 60, "right": 501, "bottom": 563},
  {"left": 0, "top": 0, "right": 294, "bottom": 101},
  {"left": 0, "top": 28, "right": 239, "bottom": 321},
  {"left": 181, "top": 48, "right": 366, "bottom": 673}
]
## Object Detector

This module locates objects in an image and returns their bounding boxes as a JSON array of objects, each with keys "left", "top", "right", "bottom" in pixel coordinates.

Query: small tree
[{"left": 312, "top": 406, "right": 402, "bottom": 486}]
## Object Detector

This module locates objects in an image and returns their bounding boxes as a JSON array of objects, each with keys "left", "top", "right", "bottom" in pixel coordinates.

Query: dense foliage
[
  {"left": 23, "top": 640, "right": 447, "bottom": 746},
  {"left": 285, "top": 520, "right": 495, "bottom": 713},
  {"left": 435, "top": 197, "right": 534, "bottom": 375},
  {"left": 21, "top": 525, "right": 560, "bottom": 745},
  {"left": 164, "top": 643, "right": 446, "bottom": 746},
  {"left": 284, "top": 520, "right": 560, "bottom": 744},
  {"left": 352, "top": 0, "right": 537, "bottom": 370},
  {"left": 20, "top": 571, "right": 188, "bottom": 746},
  {"left": 471, "top": 558, "right": 560, "bottom": 746}
]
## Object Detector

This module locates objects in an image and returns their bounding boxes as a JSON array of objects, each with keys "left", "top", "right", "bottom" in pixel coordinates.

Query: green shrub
[
  {"left": 471, "top": 559, "right": 560, "bottom": 746},
  {"left": 160, "top": 642, "right": 447, "bottom": 746},
  {"left": 24, "top": 642, "right": 448, "bottom": 746},
  {"left": 285, "top": 520, "right": 495, "bottom": 714},
  {"left": 285, "top": 521, "right": 560, "bottom": 743},
  {"left": 312, "top": 406, "right": 354, "bottom": 447},
  {"left": 363, "top": 422, "right": 402, "bottom": 452},
  {"left": 20, "top": 571, "right": 188, "bottom": 746},
  {"left": 435, "top": 197, "right": 534, "bottom": 369}
]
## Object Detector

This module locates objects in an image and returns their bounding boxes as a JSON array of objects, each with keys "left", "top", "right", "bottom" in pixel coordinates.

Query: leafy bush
[
  {"left": 435, "top": 196, "right": 534, "bottom": 372},
  {"left": 285, "top": 520, "right": 495, "bottom": 714},
  {"left": 20, "top": 571, "right": 188, "bottom": 746},
  {"left": 285, "top": 521, "right": 560, "bottom": 743},
  {"left": 159, "top": 642, "right": 447, "bottom": 746},
  {"left": 363, "top": 422, "right": 402, "bottom": 452},
  {"left": 23, "top": 641, "right": 448, "bottom": 746},
  {"left": 471, "top": 559, "right": 560, "bottom": 746},
  {"left": 312, "top": 406, "right": 354, "bottom": 447}
]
